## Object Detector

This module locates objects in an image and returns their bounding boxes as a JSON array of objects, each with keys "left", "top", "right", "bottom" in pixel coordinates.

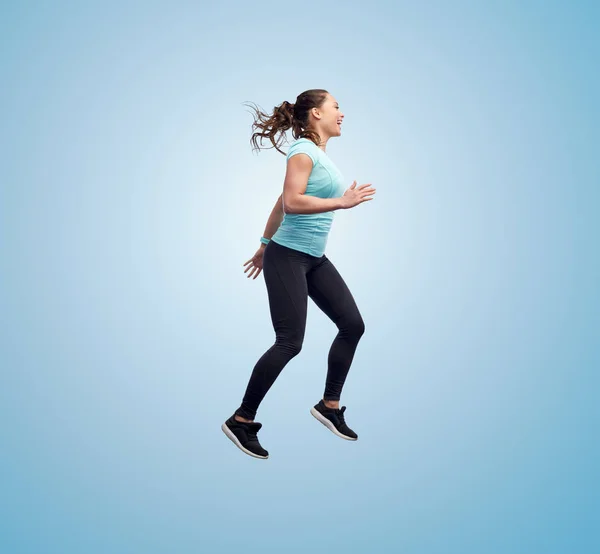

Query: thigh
[
  {"left": 262, "top": 241, "right": 310, "bottom": 338},
  {"left": 306, "top": 256, "right": 362, "bottom": 326}
]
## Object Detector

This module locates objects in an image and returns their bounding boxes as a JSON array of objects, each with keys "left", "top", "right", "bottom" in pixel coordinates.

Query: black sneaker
[
  {"left": 221, "top": 415, "right": 269, "bottom": 459},
  {"left": 310, "top": 400, "right": 358, "bottom": 441}
]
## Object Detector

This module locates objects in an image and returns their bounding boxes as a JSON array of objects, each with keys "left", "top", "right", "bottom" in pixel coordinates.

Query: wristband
[{"left": 260, "top": 237, "right": 270, "bottom": 245}]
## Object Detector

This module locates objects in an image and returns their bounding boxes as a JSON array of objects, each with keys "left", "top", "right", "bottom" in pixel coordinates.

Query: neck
[
  {"left": 306, "top": 127, "right": 329, "bottom": 152},
  {"left": 317, "top": 136, "right": 330, "bottom": 152}
]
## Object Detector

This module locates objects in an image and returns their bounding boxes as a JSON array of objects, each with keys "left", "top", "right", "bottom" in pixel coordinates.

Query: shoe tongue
[{"left": 246, "top": 422, "right": 262, "bottom": 432}]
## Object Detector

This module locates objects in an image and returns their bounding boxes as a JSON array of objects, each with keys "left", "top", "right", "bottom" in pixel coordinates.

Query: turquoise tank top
[{"left": 271, "top": 138, "right": 345, "bottom": 257}]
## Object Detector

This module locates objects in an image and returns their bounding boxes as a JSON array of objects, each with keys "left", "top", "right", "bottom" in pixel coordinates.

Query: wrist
[{"left": 260, "top": 236, "right": 270, "bottom": 246}]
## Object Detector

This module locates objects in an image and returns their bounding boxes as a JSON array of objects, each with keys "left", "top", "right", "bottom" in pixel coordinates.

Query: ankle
[
  {"left": 323, "top": 399, "right": 340, "bottom": 409},
  {"left": 234, "top": 415, "right": 254, "bottom": 423}
]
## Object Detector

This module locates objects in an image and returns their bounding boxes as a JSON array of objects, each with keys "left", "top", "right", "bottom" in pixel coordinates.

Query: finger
[
  {"left": 244, "top": 264, "right": 253, "bottom": 274},
  {"left": 243, "top": 259, "right": 252, "bottom": 266},
  {"left": 253, "top": 268, "right": 262, "bottom": 279},
  {"left": 358, "top": 183, "right": 372, "bottom": 190},
  {"left": 350, "top": 180, "right": 357, "bottom": 189}
]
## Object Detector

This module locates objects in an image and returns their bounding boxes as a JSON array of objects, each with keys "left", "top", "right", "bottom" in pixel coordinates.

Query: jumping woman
[{"left": 221, "top": 89, "right": 376, "bottom": 459}]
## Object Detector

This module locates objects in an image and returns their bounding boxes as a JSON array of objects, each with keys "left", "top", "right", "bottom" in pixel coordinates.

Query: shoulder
[{"left": 286, "top": 138, "right": 320, "bottom": 165}]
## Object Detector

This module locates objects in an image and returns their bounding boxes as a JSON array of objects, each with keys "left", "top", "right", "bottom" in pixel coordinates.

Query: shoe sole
[
  {"left": 221, "top": 423, "right": 269, "bottom": 459},
  {"left": 310, "top": 408, "right": 358, "bottom": 441}
]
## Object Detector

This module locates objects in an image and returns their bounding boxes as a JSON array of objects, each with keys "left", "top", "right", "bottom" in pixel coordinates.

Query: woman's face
[{"left": 313, "top": 93, "right": 344, "bottom": 137}]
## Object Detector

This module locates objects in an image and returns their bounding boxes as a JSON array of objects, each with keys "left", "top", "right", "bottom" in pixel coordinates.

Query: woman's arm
[
  {"left": 282, "top": 154, "right": 345, "bottom": 214},
  {"left": 259, "top": 193, "right": 285, "bottom": 249}
]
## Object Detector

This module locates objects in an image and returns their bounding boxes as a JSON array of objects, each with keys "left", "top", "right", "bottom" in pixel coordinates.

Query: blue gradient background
[{"left": 1, "top": 1, "right": 598, "bottom": 553}]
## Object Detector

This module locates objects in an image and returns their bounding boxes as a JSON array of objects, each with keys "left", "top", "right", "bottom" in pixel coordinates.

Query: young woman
[{"left": 221, "top": 89, "right": 376, "bottom": 459}]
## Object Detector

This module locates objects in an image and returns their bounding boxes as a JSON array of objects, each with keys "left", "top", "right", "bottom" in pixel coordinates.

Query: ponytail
[{"left": 244, "top": 89, "right": 328, "bottom": 155}]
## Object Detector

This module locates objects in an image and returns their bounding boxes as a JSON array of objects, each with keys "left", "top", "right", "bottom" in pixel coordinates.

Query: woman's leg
[
  {"left": 307, "top": 256, "right": 365, "bottom": 403},
  {"left": 235, "top": 241, "right": 310, "bottom": 421}
]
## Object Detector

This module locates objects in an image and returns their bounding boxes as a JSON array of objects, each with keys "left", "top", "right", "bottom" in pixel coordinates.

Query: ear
[{"left": 311, "top": 106, "right": 322, "bottom": 120}]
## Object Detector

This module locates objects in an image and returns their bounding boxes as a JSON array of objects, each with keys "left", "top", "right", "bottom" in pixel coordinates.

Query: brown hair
[{"left": 244, "top": 89, "right": 329, "bottom": 155}]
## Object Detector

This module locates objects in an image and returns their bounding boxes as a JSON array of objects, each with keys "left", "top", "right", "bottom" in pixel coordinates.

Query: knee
[
  {"left": 343, "top": 315, "right": 365, "bottom": 340},
  {"left": 286, "top": 339, "right": 303, "bottom": 357},
  {"left": 276, "top": 334, "right": 304, "bottom": 358}
]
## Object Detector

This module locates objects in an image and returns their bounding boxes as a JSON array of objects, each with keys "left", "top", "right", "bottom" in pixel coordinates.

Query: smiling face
[{"left": 311, "top": 93, "right": 344, "bottom": 138}]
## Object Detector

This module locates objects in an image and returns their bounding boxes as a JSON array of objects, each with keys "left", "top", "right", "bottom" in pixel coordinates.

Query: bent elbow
[{"left": 282, "top": 197, "right": 297, "bottom": 214}]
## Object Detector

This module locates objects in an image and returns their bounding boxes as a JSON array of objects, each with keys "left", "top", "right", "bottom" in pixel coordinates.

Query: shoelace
[
  {"left": 244, "top": 426, "right": 259, "bottom": 442},
  {"left": 335, "top": 408, "right": 346, "bottom": 425}
]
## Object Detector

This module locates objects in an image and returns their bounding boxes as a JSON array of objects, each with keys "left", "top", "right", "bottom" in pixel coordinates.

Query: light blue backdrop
[{"left": 1, "top": 1, "right": 598, "bottom": 553}]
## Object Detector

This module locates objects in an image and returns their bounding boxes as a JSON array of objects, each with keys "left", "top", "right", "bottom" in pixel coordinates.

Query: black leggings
[{"left": 235, "top": 239, "right": 365, "bottom": 420}]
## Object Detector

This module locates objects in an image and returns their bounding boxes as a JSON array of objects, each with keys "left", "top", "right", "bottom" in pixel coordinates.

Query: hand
[
  {"left": 340, "top": 180, "right": 376, "bottom": 209},
  {"left": 243, "top": 246, "right": 266, "bottom": 280}
]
